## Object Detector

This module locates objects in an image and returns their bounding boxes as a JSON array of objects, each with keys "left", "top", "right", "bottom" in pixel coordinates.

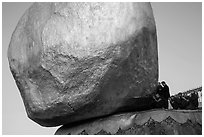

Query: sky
[{"left": 2, "top": 2, "right": 202, "bottom": 135}]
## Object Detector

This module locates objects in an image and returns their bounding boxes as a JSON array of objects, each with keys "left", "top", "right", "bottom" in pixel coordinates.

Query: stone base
[{"left": 55, "top": 109, "right": 202, "bottom": 135}]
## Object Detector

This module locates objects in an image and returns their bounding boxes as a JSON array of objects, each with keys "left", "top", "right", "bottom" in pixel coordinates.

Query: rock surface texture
[
  {"left": 55, "top": 109, "right": 202, "bottom": 135},
  {"left": 8, "top": 2, "right": 158, "bottom": 127}
]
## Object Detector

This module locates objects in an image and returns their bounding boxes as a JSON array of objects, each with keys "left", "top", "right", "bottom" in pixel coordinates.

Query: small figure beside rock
[
  {"left": 121, "top": 82, "right": 200, "bottom": 112},
  {"left": 152, "top": 81, "right": 170, "bottom": 109}
]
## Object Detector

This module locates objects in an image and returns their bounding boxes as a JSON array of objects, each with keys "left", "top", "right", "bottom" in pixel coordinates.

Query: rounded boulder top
[{"left": 8, "top": 2, "right": 158, "bottom": 127}]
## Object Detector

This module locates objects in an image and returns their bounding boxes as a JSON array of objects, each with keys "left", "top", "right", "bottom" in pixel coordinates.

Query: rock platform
[{"left": 55, "top": 109, "right": 202, "bottom": 135}]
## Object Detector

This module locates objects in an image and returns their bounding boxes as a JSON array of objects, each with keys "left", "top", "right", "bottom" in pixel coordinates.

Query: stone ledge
[{"left": 55, "top": 109, "right": 202, "bottom": 135}]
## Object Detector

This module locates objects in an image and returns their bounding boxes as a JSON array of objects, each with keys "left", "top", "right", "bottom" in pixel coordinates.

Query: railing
[{"left": 170, "top": 86, "right": 202, "bottom": 109}]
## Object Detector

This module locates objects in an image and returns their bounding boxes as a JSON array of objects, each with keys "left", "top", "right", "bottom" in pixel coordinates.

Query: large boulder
[{"left": 8, "top": 2, "right": 158, "bottom": 127}]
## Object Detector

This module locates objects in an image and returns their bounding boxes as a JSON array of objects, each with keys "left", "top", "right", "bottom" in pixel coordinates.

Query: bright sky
[{"left": 152, "top": 3, "right": 202, "bottom": 95}]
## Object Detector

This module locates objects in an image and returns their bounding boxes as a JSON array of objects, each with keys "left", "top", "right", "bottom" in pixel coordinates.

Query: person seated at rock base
[{"left": 119, "top": 81, "right": 171, "bottom": 112}]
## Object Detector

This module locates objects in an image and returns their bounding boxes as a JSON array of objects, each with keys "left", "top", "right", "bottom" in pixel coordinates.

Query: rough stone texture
[
  {"left": 8, "top": 2, "right": 158, "bottom": 127},
  {"left": 55, "top": 109, "right": 202, "bottom": 135}
]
